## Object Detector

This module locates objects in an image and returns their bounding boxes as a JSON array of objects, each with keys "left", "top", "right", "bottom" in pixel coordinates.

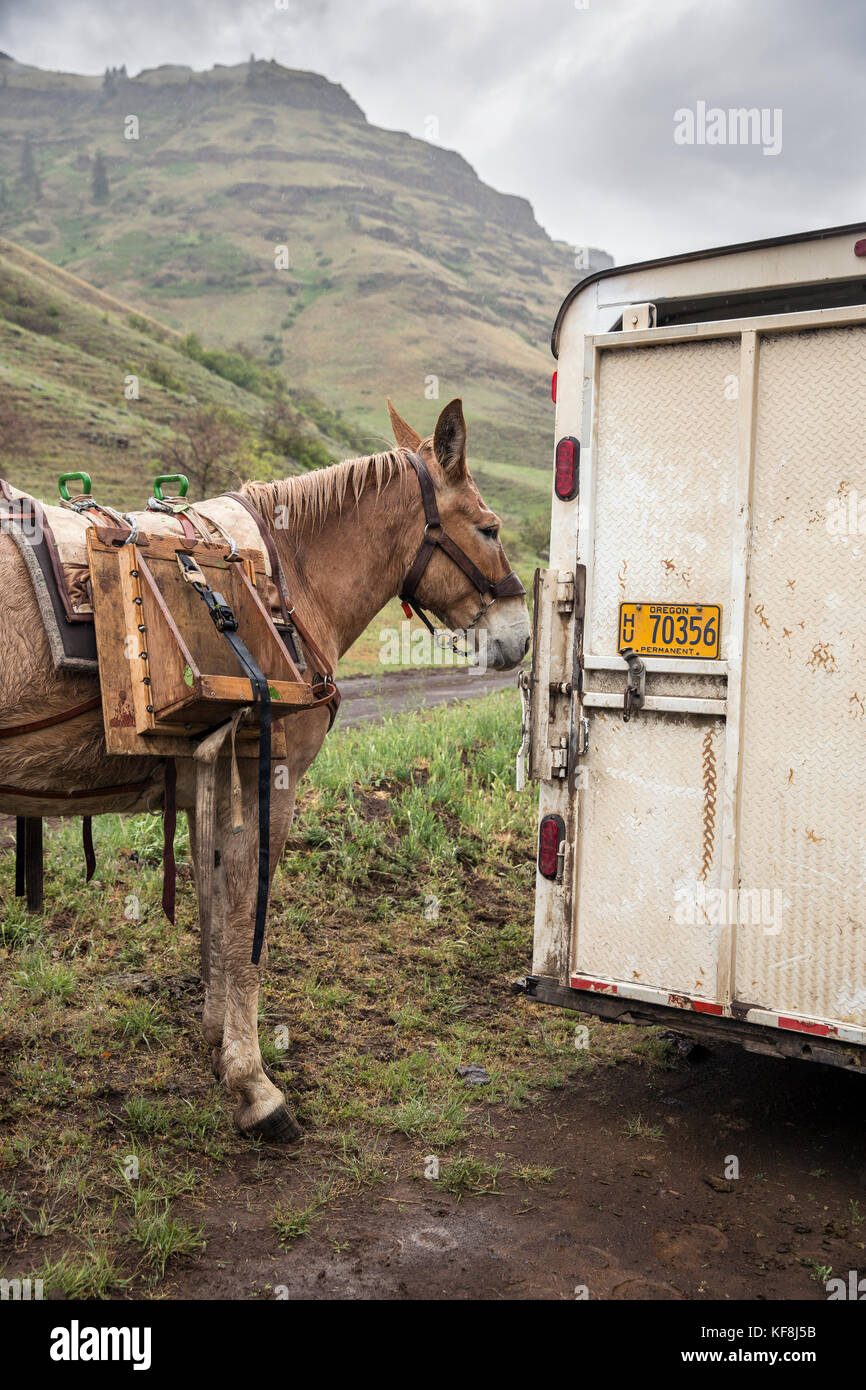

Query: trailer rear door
[{"left": 570, "top": 308, "right": 866, "bottom": 1034}]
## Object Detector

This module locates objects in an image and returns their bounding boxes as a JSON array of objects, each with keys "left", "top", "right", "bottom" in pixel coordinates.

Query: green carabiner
[
  {"left": 153, "top": 474, "right": 189, "bottom": 502},
  {"left": 58, "top": 472, "right": 92, "bottom": 502}
]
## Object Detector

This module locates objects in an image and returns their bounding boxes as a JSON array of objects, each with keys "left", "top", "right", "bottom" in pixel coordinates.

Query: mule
[{"left": 0, "top": 398, "right": 530, "bottom": 1141}]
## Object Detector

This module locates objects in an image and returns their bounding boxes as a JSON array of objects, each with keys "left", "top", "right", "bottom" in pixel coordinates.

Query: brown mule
[{"left": 0, "top": 399, "right": 530, "bottom": 1141}]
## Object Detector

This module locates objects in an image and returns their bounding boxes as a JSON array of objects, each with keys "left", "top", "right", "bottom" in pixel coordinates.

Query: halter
[{"left": 399, "top": 452, "right": 525, "bottom": 644}]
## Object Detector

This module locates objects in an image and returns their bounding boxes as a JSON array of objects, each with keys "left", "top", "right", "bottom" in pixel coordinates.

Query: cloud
[{"left": 0, "top": 0, "right": 863, "bottom": 262}]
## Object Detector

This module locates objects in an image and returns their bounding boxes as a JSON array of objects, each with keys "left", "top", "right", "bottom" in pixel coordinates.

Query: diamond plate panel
[
  {"left": 735, "top": 325, "right": 866, "bottom": 1025},
  {"left": 589, "top": 339, "right": 741, "bottom": 656},
  {"left": 574, "top": 712, "right": 726, "bottom": 998}
]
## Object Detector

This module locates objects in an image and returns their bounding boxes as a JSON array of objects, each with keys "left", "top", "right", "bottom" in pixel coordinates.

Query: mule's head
[{"left": 388, "top": 397, "right": 531, "bottom": 671}]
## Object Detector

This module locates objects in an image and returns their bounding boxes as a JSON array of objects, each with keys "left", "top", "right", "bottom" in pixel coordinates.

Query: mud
[{"left": 164, "top": 1038, "right": 866, "bottom": 1300}]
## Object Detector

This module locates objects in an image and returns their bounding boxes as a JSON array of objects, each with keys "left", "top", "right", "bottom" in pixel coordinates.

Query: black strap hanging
[{"left": 175, "top": 551, "right": 272, "bottom": 965}]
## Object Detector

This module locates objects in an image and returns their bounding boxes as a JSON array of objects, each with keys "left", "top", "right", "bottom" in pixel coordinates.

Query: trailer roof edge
[{"left": 551, "top": 220, "right": 866, "bottom": 358}]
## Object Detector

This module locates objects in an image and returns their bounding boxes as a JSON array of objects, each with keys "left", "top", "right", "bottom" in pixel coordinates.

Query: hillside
[
  {"left": 0, "top": 236, "right": 366, "bottom": 509},
  {"left": 0, "top": 55, "right": 611, "bottom": 515}
]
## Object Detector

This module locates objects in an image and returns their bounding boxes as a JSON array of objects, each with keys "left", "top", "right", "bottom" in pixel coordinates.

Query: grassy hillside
[
  {"left": 0, "top": 54, "right": 609, "bottom": 517},
  {"left": 0, "top": 237, "right": 532, "bottom": 672},
  {"left": 0, "top": 236, "right": 368, "bottom": 510}
]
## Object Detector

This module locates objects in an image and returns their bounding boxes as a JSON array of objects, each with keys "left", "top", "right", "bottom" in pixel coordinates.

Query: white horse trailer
[{"left": 523, "top": 222, "right": 866, "bottom": 1070}]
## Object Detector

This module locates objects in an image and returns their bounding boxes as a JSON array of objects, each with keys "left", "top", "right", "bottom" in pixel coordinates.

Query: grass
[
  {"left": 622, "top": 1115, "right": 664, "bottom": 1141},
  {"left": 32, "top": 1247, "right": 128, "bottom": 1299},
  {"left": 271, "top": 1180, "right": 337, "bottom": 1249},
  {"left": 113, "top": 999, "right": 172, "bottom": 1049},
  {"left": 0, "top": 689, "right": 670, "bottom": 1295},
  {"left": 434, "top": 1154, "right": 503, "bottom": 1199},
  {"left": 130, "top": 1205, "right": 206, "bottom": 1278}
]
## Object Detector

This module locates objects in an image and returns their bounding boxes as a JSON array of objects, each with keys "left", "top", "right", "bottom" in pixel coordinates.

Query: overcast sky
[{"left": 0, "top": 0, "right": 863, "bottom": 264}]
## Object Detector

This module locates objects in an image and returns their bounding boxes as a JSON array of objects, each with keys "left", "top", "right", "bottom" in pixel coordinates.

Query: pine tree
[{"left": 92, "top": 151, "right": 109, "bottom": 204}]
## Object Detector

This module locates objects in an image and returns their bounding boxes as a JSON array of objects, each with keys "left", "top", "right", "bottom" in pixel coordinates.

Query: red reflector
[
  {"left": 554, "top": 436, "right": 580, "bottom": 501},
  {"left": 401, "top": 601, "right": 413, "bottom": 619},
  {"left": 551, "top": 370, "right": 557, "bottom": 403},
  {"left": 538, "top": 815, "right": 565, "bottom": 880},
  {"left": 855, "top": 238, "right": 866, "bottom": 257}
]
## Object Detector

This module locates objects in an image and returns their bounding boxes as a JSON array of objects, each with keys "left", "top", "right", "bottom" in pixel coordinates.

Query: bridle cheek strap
[{"left": 399, "top": 452, "right": 525, "bottom": 632}]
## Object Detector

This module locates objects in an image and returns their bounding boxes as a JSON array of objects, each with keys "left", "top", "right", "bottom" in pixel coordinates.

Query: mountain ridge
[{"left": 0, "top": 53, "right": 612, "bottom": 563}]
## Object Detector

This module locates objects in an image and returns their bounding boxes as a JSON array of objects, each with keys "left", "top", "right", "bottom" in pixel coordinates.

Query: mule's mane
[{"left": 241, "top": 445, "right": 428, "bottom": 532}]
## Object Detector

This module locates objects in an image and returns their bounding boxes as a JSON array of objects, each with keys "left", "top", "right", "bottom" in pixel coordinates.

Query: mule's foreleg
[{"left": 215, "top": 772, "right": 298, "bottom": 1141}]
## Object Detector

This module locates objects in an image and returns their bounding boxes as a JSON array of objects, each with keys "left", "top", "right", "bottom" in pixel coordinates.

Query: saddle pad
[{"left": 1, "top": 481, "right": 301, "bottom": 673}]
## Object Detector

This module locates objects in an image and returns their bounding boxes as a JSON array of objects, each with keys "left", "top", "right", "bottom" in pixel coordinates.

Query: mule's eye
[{"left": 480, "top": 525, "right": 499, "bottom": 541}]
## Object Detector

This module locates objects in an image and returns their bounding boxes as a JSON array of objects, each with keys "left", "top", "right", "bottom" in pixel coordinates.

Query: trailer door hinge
[
  {"left": 555, "top": 571, "right": 575, "bottom": 614},
  {"left": 550, "top": 736, "right": 568, "bottom": 779}
]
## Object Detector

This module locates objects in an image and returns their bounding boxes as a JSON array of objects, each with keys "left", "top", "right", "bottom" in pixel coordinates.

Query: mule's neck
[{"left": 270, "top": 473, "right": 421, "bottom": 670}]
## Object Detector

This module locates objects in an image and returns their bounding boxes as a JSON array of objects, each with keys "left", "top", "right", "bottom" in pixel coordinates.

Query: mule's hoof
[{"left": 240, "top": 1102, "right": 302, "bottom": 1145}]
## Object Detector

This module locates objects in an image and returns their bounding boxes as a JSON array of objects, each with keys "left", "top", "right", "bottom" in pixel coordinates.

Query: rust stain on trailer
[{"left": 807, "top": 642, "right": 837, "bottom": 672}]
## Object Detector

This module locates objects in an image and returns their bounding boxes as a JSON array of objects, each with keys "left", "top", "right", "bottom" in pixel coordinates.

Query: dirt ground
[
  {"left": 3, "top": 675, "right": 864, "bottom": 1303},
  {"left": 337, "top": 665, "right": 522, "bottom": 727},
  {"left": 159, "top": 1034, "right": 865, "bottom": 1301}
]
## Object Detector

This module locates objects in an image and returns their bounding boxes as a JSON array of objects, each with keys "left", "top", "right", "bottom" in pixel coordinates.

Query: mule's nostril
[{"left": 523, "top": 634, "right": 531, "bottom": 655}]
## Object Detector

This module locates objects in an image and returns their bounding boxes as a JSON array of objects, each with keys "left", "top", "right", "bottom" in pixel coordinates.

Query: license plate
[{"left": 618, "top": 602, "right": 721, "bottom": 660}]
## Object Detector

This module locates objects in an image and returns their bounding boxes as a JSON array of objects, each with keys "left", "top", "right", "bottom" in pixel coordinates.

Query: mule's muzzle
[{"left": 479, "top": 598, "right": 531, "bottom": 670}]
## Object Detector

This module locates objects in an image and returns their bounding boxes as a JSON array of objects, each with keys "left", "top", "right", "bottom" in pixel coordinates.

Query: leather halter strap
[{"left": 399, "top": 452, "right": 525, "bottom": 627}]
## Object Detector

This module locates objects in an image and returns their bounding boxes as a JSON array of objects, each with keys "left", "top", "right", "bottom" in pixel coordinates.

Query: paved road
[{"left": 336, "top": 665, "right": 522, "bottom": 727}]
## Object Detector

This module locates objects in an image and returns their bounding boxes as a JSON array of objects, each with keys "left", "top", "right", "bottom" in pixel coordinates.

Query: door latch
[
  {"left": 619, "top": 647, "right": 646, "bottom": 722},
  {"left": 550, "top": 736, "right": 568, "bottom": 778}
]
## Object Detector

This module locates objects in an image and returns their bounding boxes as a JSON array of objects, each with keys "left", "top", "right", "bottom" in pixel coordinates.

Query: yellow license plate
[{"left": 618, "top": 602, "right": 721, "bottom": 660}]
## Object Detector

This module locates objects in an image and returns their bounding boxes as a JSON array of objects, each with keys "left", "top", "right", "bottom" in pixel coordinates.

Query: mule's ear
[
  {"left": 433, "top": 398, "right": 467, "bottom": 479},
  {"left": 387, "top": 397, "right": 422, "bottom": 451}
]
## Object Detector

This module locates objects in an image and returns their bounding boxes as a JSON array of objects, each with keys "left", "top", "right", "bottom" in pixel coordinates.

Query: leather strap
[
  {"left": 162, "top": 757, "right": 177, "bottom": 924},
  {"left": 400, "top": 452, "right": 526, "bottom": 613},
  {"left": 222, "top": 490, "right": 341, "bottom": 727},
  {"left": 0, "top": 695, "right": 101, "bottom": 739},
  {"left": 0, "top": 776, "right": 155, "bottom": 799},
  {"left": 223, "top": 491, "right": 292, "bottom": 625},
  {"left": 83, "top": 816, "right": 96, "bottom": 882}
]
